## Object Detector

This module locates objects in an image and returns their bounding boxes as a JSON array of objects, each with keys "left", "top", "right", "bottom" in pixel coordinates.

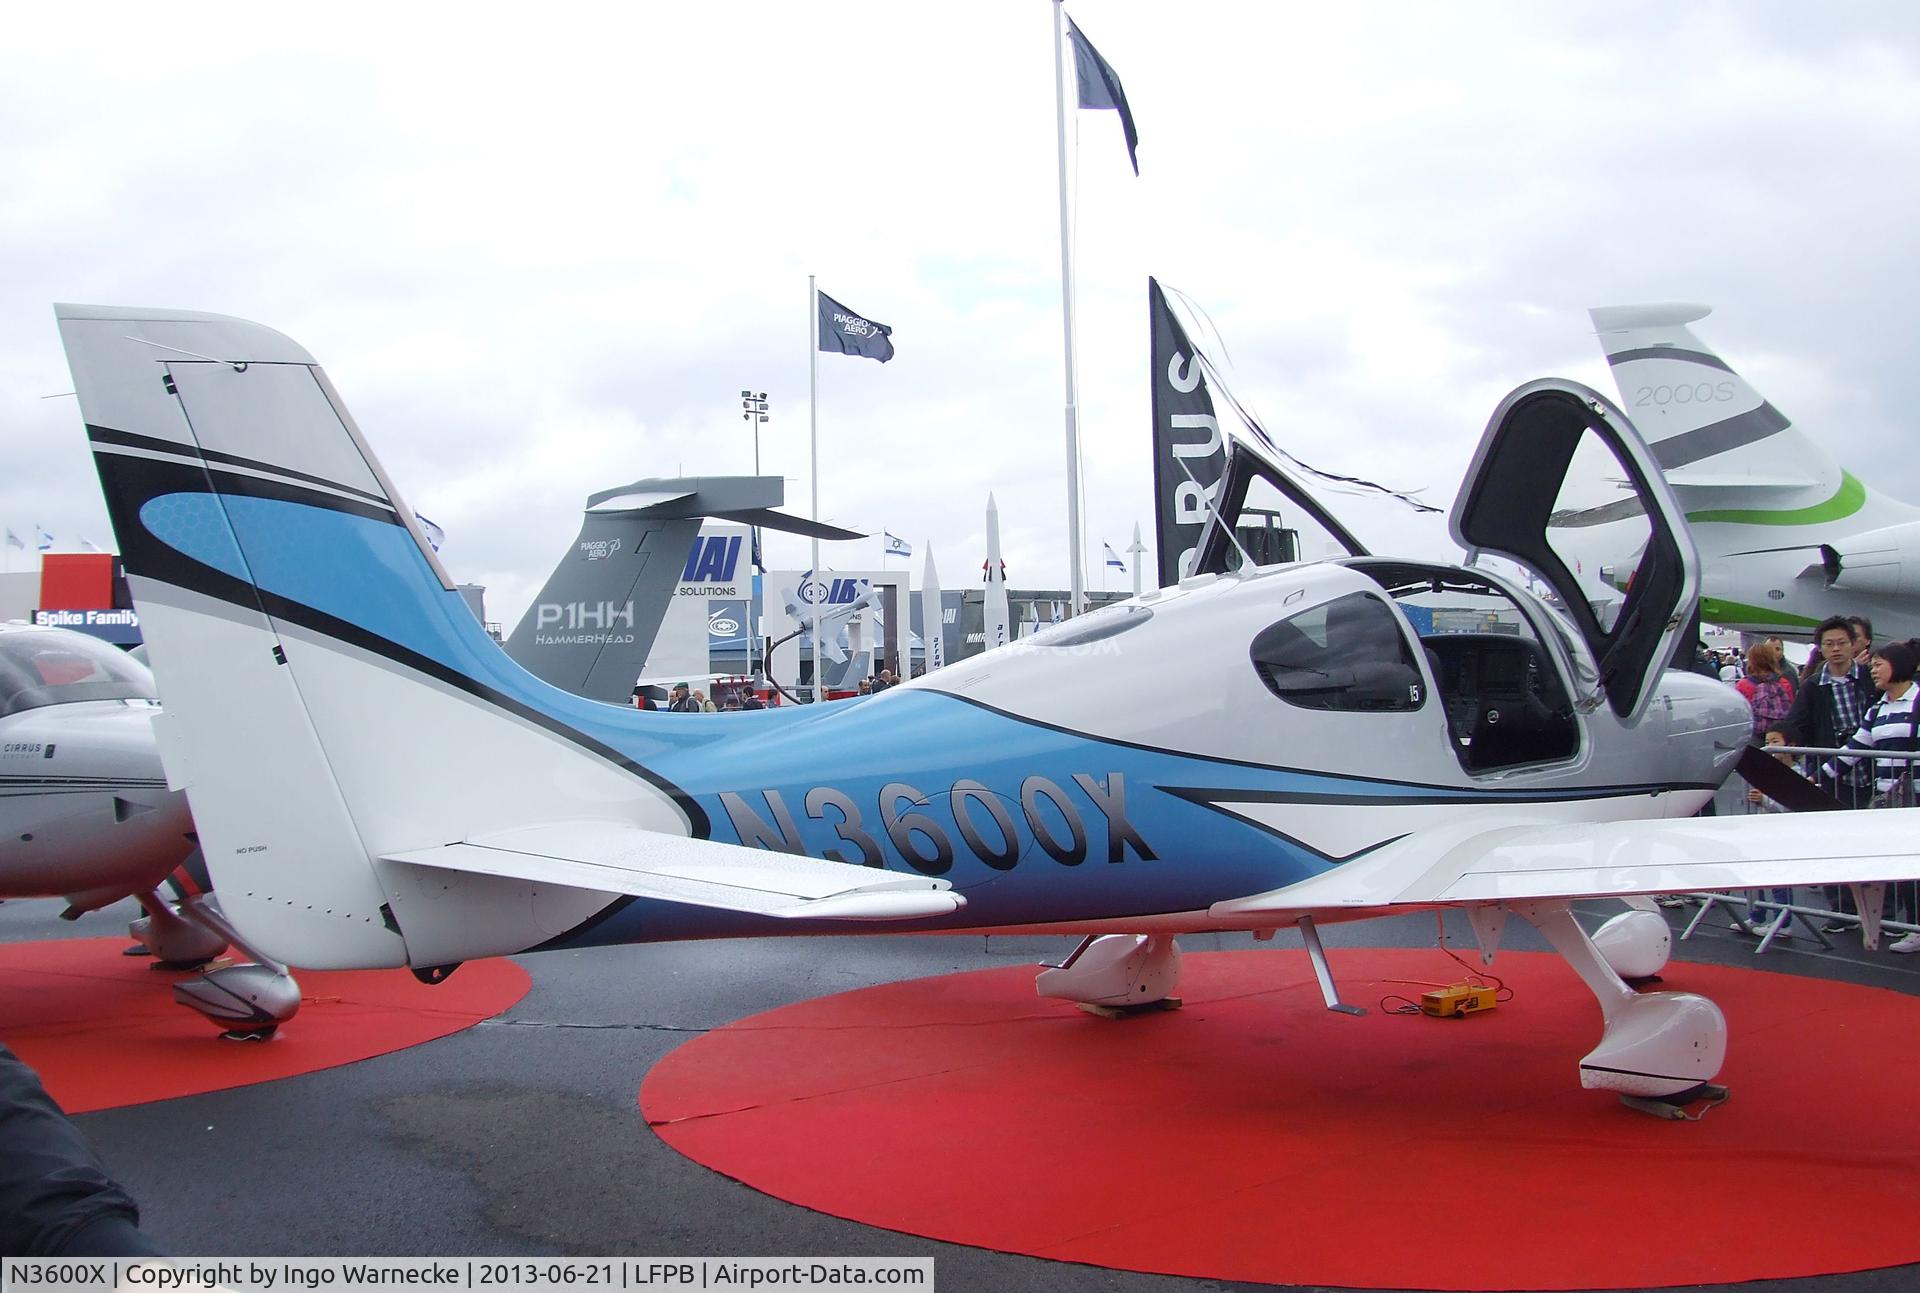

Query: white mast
[
  {"left": 1051, "top": 0, "right": 1087, "bottom": 619},
  {"left": 808, "top": 274, "right": 825, "bottom": 703}
]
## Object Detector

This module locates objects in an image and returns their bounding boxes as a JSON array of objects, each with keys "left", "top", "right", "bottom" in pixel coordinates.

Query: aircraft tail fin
[
  {"left": 56, "top": 306, "right": 699, "bottom": 969},
  {"left": 504, "top": 511, "right": 700, "bottom": 703},
  {"left": 1588, "top": 303, "right": 1842, "bottom": 491}
]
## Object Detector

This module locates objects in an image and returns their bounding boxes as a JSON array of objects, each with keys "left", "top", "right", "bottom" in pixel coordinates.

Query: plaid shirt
[{"left": 1813, "top": 664, "right": 1873, "bottom": 784}]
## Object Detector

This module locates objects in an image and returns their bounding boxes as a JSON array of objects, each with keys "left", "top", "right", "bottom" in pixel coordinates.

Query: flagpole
[
  {"left": 1051, "top": 0, "right": 1087, "bottom": 620},
  {"left": 808, "top": 274, "right": 825, "bottom": 704}
]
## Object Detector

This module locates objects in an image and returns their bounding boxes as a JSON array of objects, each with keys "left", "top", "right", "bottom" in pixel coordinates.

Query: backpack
[{"left": 1742, "top": 674, "right": 1793, "bottom": 737}]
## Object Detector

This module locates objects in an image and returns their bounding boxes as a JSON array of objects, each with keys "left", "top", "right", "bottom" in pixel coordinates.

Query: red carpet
[
  {"left": 643, "top": 948, "right": 1920, "bottom": 1290},
  {"left": 0, "top": 937, "right": 529, "bottom": 1113}
]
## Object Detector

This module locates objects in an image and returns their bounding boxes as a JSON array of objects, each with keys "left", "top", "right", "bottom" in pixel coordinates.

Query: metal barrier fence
[{"left": 1673, "top": 741, "right": 1919, "bottom": 955}]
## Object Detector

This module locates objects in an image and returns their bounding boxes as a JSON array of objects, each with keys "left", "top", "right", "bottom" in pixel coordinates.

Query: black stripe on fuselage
[
  {"left": 89, "top": 425, "right": 394, "bottom": 509},
  {"left": 933, "top": 690, "right": 1700, "bottom": 799},
  {"left": 0, "top": 778, "right": 167, "bottom": 792},
  {"left": 1160, "top": 783, "right": 1706, "bottom": 809}
]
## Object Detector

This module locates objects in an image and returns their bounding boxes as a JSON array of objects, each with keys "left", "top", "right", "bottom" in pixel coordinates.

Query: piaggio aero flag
[
  {"left": 1148, "top": 278, "right": 1226, "bottom": 588},
  {"left": 818, "top": 292, "right": 895, "bottom": 363},
  {"left": 1067, "top": 19, "right": 1140, "bottom": 175}
]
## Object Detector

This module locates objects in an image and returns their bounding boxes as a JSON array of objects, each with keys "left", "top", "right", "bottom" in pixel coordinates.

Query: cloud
[{"left": 6, "top": 2, "right": 1920, "bottom": 630}]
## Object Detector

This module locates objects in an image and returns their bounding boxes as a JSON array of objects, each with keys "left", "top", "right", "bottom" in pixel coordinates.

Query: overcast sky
[{"left": 5, "top": 1, "right": 1920, "bottom": 628}]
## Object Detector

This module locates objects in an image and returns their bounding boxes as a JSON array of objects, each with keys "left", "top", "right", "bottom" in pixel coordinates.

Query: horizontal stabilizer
[
  {"left": 712, "top": 508, "right": 864, "bottom": 541},
  {"left": 1589, "top": 303, "right": 1712, "bottom": 332},
  {"left": 1210, "top": 808, "right": 1920, "bottom": 917},
  {"left": 585, "top": 488, "right": 698, "bottom": 514},
  {"left": 385, "top": 822, "right": 962, "bottom": 921}
]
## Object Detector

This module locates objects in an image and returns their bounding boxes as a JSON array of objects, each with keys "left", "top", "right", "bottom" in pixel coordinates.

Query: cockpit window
[
  {"left": 1250, "top": 592, "right": 1424, "bottom": 712},
  {"left": 0, "top": 633, "right": 154, "bottom": 718},
  {"left": 1347, "top": 560, "right": 1581, "bottom": 772}
]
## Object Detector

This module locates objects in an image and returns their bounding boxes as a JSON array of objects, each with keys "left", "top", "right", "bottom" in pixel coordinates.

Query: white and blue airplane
[{"left": 51, "top": 304, "right": 1920, "bottom": 1108}]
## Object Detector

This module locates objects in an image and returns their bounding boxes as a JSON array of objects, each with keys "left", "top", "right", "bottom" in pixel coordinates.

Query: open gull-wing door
[
  {"left": 1451, "top": 379, "right": 1698, "bottom": 721},
  {"left": 1190, "top": 438, "right": 1370, "bottom": 575}
]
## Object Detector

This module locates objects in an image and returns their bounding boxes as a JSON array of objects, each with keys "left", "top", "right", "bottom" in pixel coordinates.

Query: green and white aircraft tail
[{"left": 1587, "top": 303, "right": 1920, "bottom": 640}]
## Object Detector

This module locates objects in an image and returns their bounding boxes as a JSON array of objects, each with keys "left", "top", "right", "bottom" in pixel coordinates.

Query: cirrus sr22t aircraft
[{"left": 53, "top": 304, "right": 1920, "bottom": 1112}]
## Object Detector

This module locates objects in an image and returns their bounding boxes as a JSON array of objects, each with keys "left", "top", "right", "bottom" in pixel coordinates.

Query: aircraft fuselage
[{"left": 0, "top": 699, "right": 191, "bottom": 901}]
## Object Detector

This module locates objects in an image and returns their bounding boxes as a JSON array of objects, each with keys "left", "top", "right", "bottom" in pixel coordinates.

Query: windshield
[{"left": 0, "top": 632, "right": 155, "bottom": 718}]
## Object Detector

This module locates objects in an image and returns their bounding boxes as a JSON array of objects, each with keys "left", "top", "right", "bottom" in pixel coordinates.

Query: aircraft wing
[
  {"left": 384, "top": 822, "right": 962, "bottom": 921},
  {"left": 1211, "top": 807, "right": 1920, "bottom": 918}
]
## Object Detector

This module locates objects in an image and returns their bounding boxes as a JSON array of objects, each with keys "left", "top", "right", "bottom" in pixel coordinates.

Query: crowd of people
[
  {"left": 631, "top": 682, "right": 768, "bottom": 712},
  {"left": 628, "top": 671, "right": 902, "bottom": 711},
  {"left": 1684, "top": 614, "right": 1920, "bottom": 951}
]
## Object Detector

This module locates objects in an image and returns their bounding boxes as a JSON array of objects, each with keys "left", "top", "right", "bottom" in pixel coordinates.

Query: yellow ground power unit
[{"left": 1420, "top": 983, "right": 1498, "bottom": 1018}]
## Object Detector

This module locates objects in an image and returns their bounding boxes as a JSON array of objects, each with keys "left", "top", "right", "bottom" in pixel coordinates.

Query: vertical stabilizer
[
  {"left": 1589, "top": 304, "right": 1920, "bottom": 638},
  {"left": 506, "top": 511, "right": 698, "bottom": 702},
  {"left": 56, "top": 306, "right": 693, "bottom": 969},
  {"left": 1589, "top": 303, "right": 1839, "bottom": 493}
]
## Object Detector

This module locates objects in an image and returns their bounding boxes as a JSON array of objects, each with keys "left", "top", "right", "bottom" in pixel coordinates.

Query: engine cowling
[{"left": 1823, "top": 520, "right": 1920, "bottom": 597}]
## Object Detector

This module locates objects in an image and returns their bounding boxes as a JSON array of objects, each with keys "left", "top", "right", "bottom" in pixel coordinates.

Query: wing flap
[
  {"left": 1212, "top": 808, "right": 1920, "bottom": 917},
  {"left": 384, "top": 821, "right": 961, "bottom": 921},
  {"left": 1409, "top": 810, "right": 1920, "bottom": 903}
]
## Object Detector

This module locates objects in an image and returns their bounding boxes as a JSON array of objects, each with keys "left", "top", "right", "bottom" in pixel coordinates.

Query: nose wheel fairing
[{"left": 1036, "top": 933, "right": 1182, "bottom": 1013}]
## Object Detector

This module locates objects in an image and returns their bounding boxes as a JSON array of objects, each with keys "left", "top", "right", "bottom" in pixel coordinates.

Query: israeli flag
[
  {"left": 1103, "top": 542, "right": 1127, "bottom": 571},
  {"left": 884, "top": 532, "right": 912, "bottom": 558},
  {"left": 35, "top": 526, "right": 54, "bottom": 552},
  {"left": 415, "top": 512, "right": 446, "bottom": 553},
  {"left": 3, "top": 528, "right": 22, "bottom": 550}
]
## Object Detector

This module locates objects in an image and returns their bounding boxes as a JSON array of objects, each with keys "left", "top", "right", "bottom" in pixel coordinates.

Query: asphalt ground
[{"left": 3, "top": 892, "right": 1917, "bottom": 1293}]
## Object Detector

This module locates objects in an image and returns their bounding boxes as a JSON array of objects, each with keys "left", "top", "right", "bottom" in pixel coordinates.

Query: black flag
[
  {"left": 1149, "top": 278, "right": 1225, "bottom": 588},
  {"left": 1067, "top": 20, "right": 1140, "bottom": 175},
  {"left": 818, "top": 292, "right": 895, "bottom": 363}
]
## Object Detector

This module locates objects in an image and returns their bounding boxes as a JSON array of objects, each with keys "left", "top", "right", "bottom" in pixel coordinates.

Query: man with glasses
[{"left": 1783, "top": 615, "right": 1878, "bottom": 929}]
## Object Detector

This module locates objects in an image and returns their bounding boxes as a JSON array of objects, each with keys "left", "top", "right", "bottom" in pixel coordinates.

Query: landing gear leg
[
  {"left": 130, "top": 889, "right": 228, "bottom": 969},
  {"left": 1514, "top": 900, "right": 1726, "bottom": 1111},
  {"left": 168, "top": 895, "right": 302, "bottom": 1039}
]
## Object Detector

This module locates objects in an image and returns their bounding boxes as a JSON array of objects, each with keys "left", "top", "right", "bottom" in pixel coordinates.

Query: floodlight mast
[{"left": 740, "top": 389, "right": 769, "bottom": 680}]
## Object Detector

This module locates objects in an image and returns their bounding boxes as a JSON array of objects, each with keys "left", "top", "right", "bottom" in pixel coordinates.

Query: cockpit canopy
[
  {"left": 0, "top": 629, "right": 154, "bottom": 719},
  {"left": 1190, "top": 379, "right": 1696, "bottom": 724}
]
